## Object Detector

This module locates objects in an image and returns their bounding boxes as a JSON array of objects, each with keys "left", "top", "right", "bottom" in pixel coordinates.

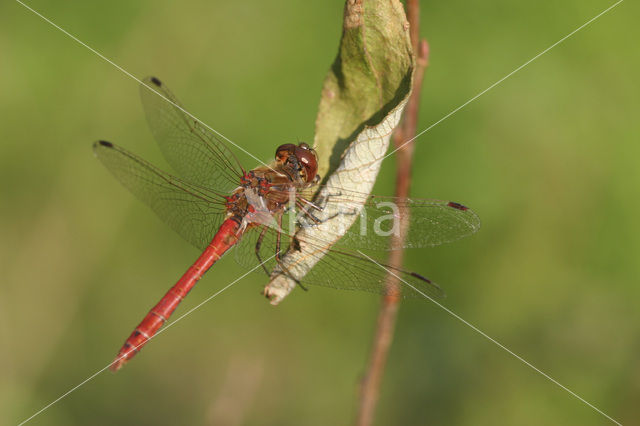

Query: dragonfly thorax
[{"left": 225, "top": 170, "right": 294, "bottom": 228}]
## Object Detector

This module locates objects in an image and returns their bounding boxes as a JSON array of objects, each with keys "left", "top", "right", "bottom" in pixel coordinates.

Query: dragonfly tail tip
[{"left": 109, "top": 360, "right": 123, "bottom": 373}]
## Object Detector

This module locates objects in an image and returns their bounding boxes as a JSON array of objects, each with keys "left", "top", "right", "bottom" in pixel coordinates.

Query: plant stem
[{"left": 355, "top": 1, "right": 429, "bottom": 424}]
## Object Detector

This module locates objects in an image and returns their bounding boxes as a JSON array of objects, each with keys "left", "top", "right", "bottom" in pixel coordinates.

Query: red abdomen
[{"left": 110, "top": 218, "right": 241, "bottom": 371}]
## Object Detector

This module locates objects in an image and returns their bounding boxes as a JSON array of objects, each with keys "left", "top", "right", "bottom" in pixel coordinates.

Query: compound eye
[
  {"left": 275, "top": 143, "right": 296, "bottom": 162},
  {"left": 298, "top": 142, "right": 311, "bottom": 150},
  {"left": 295, "top": 146, "right": 318, "bottom": 183}
]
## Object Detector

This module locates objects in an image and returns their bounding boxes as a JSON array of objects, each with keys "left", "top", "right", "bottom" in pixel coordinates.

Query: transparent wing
[
  {"left": 300, "top": 244, "right": 445, "bottom": 299},
  {"left": 139, "top": 76, "right": 244, "bottom": 193},
  {"left": 93, "top": 140, "right": 228, "bottom": 250},
  {"left": 235, "top": 221, "right": 444, "bottom": 299},
  {"left": 234, "top": 207, "right": 299, "bottom": 276},
  {"left": 234, "top": 224, "right": 289, "bottom": 278},
  {"left": 297, "top": 185, "right": 481, "bottom": 250}
]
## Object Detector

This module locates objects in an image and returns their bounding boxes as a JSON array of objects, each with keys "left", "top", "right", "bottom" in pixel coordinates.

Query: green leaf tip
[{"left": 313, "top": 0, "right": 415, "bottom": 182}]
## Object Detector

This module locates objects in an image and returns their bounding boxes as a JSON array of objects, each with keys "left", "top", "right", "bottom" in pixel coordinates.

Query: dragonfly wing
[
  {"left": 94, "top": 140, "right": 227, "bottom": 250},
  {"left": 233, "top": 207, "right": 299, "bottom": 275},
  {"left": 266, "top": 230, "right": 445, "bottom": 300},
  {"left": 303, "top": 247, "right": 445, "bottom": 299},
  {"left": 229, "top": 207, "right": 444, "bottom": 300},
  {"left": 139, "top": 77, "right": 244, "bottom": 193},
  {"left": 234, "top": 224, "right": 283, "bottom": 277},
  {"left": 341, "top": 196, "right": 480, "bottom": 249},
  {"left": 298, "top": 187, "right": 480, "bottom": 250}
]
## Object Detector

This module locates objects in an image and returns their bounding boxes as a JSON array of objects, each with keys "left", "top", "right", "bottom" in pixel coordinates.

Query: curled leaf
[
  {"left": 313, "top": 0, "right": 415, "bottom": 181},
  {"left": 264, "top": 0, "right": 415, "bottom": 304}
]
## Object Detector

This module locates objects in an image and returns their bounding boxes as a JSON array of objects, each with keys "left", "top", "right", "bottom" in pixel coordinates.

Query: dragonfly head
[{"left": 275, "top": 142, "right": 318, "bottom": 184}]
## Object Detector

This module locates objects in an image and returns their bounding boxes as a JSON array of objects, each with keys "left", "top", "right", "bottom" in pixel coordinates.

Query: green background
[{"left": 1, "top": 1, "right": 638, "bottom": 425}]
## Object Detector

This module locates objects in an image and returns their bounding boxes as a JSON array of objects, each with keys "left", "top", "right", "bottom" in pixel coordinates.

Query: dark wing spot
[
  {"left": 409, "top": 271, "right": 432, "bottom": 284},
  {"left": 447, "top": 201, "right": 468, "bottom": 211},
  {"left": 97, "top": 140, "right": 114, "bottom": 148},
  {"left": 292, "top": 237, "right": 301, "bottom": 252},
  {"left": 150, "top": 77, "right": 162, "bottom": 87}
]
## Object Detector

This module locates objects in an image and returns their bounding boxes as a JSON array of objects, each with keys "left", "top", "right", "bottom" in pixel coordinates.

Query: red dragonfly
[{"left": 95, "top": 77, "right": 480, "bottom": 371}]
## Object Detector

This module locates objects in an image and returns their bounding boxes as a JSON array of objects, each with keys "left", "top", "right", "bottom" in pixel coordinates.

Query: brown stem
[{"left": 355, "top": 1, "right": 429, "bottom": 425}]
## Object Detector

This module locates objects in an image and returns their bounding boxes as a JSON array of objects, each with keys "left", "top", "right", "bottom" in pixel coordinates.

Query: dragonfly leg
[
  {"left": 296, "top": 200, "right": 322, "bottom": 225},
  {"left": 274, "top": 213, "right": 308, "bottom": 292},
  {"left": 298, "top": 197, "right": 323, "bottom": 212},
  {"left": 295, "top": 197, "right": 350, "bottom": 229},
  {"left": 254, "top": 226, "right": 271, "bottom": 276},
  {"left": 313, "top": 189, "right": 344, "bottom": 209}
]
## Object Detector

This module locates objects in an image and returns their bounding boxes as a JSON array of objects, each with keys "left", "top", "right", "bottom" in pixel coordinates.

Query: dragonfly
[{"left": 94, "top": 77, "right": 480, "bottom": 371}]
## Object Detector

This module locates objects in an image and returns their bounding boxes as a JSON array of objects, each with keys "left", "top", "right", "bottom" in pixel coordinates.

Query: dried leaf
[{"left": 264, "top": 0, "right": 415, "bottom": 304}]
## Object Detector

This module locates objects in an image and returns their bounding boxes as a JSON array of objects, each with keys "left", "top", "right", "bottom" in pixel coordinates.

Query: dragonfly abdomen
[{"left": 110, "top": 218, "right": 241, "bottom": 371}]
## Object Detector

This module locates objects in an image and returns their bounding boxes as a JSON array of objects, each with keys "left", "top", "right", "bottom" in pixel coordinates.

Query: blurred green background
[{"left": 1, "top": 0, "right": 638, "bottom": 425}]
